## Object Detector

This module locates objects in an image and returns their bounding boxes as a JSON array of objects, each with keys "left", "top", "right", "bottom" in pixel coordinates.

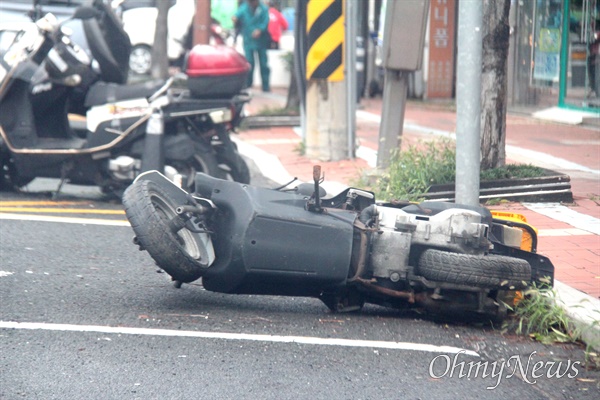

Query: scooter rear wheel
[
  {"left": 418, "top": 249, "right": 531, "bottom": 289},
  {"left": 0, "top": 156, "right": 33, "bottom": 191},
  {"left": 122, "top": 179, "right": 210, "bottom": 283},
  {"left": 167, "top": 137, "right": 227, "bottom": 191},
  {"left": 218, "top": 153, "right": 250, "bottom": 184}
]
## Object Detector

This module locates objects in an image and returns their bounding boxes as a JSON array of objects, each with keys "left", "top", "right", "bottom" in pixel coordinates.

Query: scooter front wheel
[{"left": 122, "top": 179, "right": 211, "bottom": 283}]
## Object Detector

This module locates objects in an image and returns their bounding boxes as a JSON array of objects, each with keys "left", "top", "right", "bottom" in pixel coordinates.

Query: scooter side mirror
[{"left": 72, "top": 6, "right": 99, "bottom": 21}]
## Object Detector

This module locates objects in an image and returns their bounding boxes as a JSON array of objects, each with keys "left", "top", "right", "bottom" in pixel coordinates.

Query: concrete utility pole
[
  {"left": 455, "top": 0, "right": 483, "bottom": 206},
  {"left": 193, "top": 0, "right": 211, "bottom": 45},
  {"left": 305, "top": 0, "right": 348, "bottom": 161}
]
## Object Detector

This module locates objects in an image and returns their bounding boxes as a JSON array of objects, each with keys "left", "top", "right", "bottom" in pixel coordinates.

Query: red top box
[
  {"left": 185, "top": 45, "right": 250, "bottom": 98},
  {"left": 186, "top": 45, "right": 250, "bottom": 77}
]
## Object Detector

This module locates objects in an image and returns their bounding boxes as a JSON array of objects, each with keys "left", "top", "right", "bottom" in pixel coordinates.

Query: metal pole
[
  {"left": 376, "top": 69, "right": 408, "bottom": 169},
  {"left": 345, "top": 0, "right": 357, "bottom": 159},
  {"left": 455, "top": 0, "right": 483, "bottom": 206}
]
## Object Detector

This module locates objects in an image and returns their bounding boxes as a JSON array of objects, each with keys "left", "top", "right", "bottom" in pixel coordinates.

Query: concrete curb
[{"left": 553, "top": 281, "right": 600, "bottom": 352}]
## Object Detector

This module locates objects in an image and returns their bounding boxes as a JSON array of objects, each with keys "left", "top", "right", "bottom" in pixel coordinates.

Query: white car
[
  {"left": 0, "top": 0, "right": 88, "bottom": 51},
  {"left": 118, "top": 0, "right": 195, "bottom": 75}
]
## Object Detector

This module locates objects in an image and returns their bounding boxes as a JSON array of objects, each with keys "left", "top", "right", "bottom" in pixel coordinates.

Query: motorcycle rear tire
[
  {"left": 219, "top": 153, "right": 250, "bottom": 184},
  {"left": 418, "top": 249, "right": 531, "bottom": 289},
  {"left": 122, "top": 179, "right": 210, "bottom": 283},
  {"left": 168, "top": 139, "right": 226, "bottom": 191},
  {"left": 0, "top": 156, "right": 33, "bottom": 191}
]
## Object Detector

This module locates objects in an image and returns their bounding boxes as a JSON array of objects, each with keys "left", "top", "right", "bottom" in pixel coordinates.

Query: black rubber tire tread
[
  {"left": 0, "top": 156, "right": 33, "bottom": 191},
  {"left": 122, "top": 179, "right": 208, "bottom": 283},
  {"left": 224, "top": 153, "right": 250, "bottom": 184},
  {"left": 418, "top": 249, "right": 531, "bottom": 289},
  {"left": 168, "top": 139, "right": 226, "bottom": 192}
]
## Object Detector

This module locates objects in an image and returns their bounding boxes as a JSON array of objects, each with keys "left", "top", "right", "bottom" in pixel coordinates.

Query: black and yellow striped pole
[
  {"left": 305, "top": 0, "right": 349, "bottom": 161},
  {"left": 306, "top": 0, "right": 344, "bottom": 82}
]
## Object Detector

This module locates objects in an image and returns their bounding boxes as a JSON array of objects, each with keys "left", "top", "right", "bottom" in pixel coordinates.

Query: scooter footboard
[{"left": 193, "top": 173, "right": 357, "bottom": 295}]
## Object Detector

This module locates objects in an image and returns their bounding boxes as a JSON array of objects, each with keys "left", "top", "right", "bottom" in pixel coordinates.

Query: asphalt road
[{"left": 1, "top": 162, "right": 598, "bottom": 399}]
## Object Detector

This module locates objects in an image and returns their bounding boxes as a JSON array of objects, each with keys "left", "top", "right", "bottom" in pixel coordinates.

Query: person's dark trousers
[
  {"left": 244, "top": 46, "right": 271, "bottom": 92},
  {"left": 588, "top": 54, "right": 598, "bottom": 96}
]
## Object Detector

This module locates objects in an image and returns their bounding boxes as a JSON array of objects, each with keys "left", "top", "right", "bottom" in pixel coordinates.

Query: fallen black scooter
[{"left": 122, "top": 168, "right": 555, "bottom": 321}]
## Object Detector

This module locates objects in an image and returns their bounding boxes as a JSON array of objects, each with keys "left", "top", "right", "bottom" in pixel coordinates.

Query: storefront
[{"left": 509, "top": 0, "right": 599, "bottom": 112}]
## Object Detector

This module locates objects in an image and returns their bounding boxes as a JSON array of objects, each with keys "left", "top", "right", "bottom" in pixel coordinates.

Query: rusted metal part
[
  {"left": 355, "top": 277, "right": 415, "bottom": 303},
  {"left": 348, "top": 218, "right": 378, "bottom": 282},
  {"left": 348, "top": 228, "right": 369, "bottom": 282}
]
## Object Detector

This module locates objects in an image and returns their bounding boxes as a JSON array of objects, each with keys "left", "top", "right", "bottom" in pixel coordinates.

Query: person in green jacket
[{"left": 233, "top": 0, "right": 271, "bottom": 92}]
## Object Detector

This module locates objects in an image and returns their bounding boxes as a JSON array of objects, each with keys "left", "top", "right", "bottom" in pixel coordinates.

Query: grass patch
[
  {"left": 294, "top": 141, "right": 305, "bottom": 156},
  {"left": 480, "top": 164, "right": 545, "bottom": 180},
  {"left": 483, "top": 198, "right": 511, "bottom": 206},
  {"left": 504, "top": 284, "right": 577, "bottom": 345},
  {"left": 360, "top": 140, "right": 455, "bottom": 201},
  {"left": 502, "top": 284, "right": 600, "bottom": 369},
  {"left": 359, "top": 139, "right": 547, "bottom": 202}
]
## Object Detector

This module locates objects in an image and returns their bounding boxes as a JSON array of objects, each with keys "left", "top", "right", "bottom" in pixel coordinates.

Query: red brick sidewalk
[{"left": 239, "top": 88, "right": 600, "bottom": 298}]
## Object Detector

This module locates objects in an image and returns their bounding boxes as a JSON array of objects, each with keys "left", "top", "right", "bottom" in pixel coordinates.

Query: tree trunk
[
  {"left": 151, "top": 1, "right": 170, "bottom": 79},
  {"left": 480, "top": 0, "right": 510, "bottom": 170}
]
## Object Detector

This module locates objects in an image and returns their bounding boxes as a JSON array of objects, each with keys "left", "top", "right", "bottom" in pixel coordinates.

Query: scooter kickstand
[
  {"left": 53, "top": 162, "right": 73, "bottom": 200},
  {"left": 52, "top": 179, "right": 65, "bottom": 200}
]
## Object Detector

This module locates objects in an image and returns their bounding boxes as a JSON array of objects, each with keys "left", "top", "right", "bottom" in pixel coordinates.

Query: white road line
[
  {"left": 0, "top": 321, "right": 479, "bottom": 357},
  {"left": 0, "top": 213, "right": 130, "bottom": 227}
]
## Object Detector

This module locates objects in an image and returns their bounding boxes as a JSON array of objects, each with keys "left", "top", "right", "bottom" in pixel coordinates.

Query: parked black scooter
[
  {"left": 122, "top": 168, "right": 555, "bottom": 322},
  {"left": 75, "top": 0, "right": 251, "bottom": 185},
  {"left": 0, "top": 2, "right": 249, "bottom": 196}
]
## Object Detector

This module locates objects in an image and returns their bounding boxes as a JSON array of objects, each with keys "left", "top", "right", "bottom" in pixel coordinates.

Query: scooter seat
[{"left": 84, "top": 80, "right": 166, "bottom": 108}]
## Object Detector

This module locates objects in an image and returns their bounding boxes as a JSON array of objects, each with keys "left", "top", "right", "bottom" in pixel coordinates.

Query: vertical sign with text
[{"left": 427, "top": 0, "right": 456, "bottom": 98}]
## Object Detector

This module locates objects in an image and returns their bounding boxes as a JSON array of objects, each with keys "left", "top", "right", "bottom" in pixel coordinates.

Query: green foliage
[
  {"left": 360, "top": 139, "right": 549, "bottom": 202},
  {"left": 480, "top": 164, "right": 545, "bottom": 180},
  {"left": 294, "top": 140, "right": 305, "bottom": 156},
  {"left": 484, "top": 198, "right": 506, "bottom": 206},
  {"left": 504, "top": 284, "right": 600, "bottom": 369},
  {"left": 280, "top": 51, "right": 294, "bottom": 72},
  {"left": 505, "top": 284, "right": 579, "bottom": 345},
  {"left": 256, "top": 106, "right": 299, "bottom": 116},
  {"left": 366, "top": 139, "right": 456, "bottom": 201}
]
